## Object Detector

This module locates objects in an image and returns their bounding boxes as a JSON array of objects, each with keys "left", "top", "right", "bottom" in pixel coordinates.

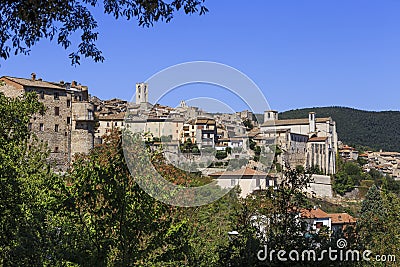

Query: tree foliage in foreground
[
  {"left": 0, "top": 0, "right": 208, "bottom": 64},
  {"left": 55, "top": 131, "right": 191, "bottom": 266},
  {"left": 357, "top": 185, "right": 400, "bottom": 266},
  {"left": 0, "top": 92, "right": 57, "bottom": 265}
]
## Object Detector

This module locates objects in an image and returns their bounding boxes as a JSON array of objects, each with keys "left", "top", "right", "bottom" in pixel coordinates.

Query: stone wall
[
  {"left": 0, "top": 78, "right": 95, "bottom": 171},
  {"left": 71, "top": 102, "right": 95, "bottom": 157},
  {"left": 306, "top": 174, "right": 333, "bottom": 198}
]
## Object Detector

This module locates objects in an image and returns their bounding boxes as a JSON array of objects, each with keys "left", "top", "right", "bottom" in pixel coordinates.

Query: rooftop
[
  {"left": 308, "top": 137, "right": 328, "bottom": 142},
  {"left": 262, "top": 117, "right": 332, "bottom": 127},
  {"left": 300, "top": 208, "right": 330, "bottom": 219},
  {"left": 329, "top": 213, "right": 357, "bottom": 224},
  {"left": 209, "top": 167, "right": 268, "bottom": 177},
  {"left": 1, "top": 75, "right": 87, "bottom": 92}
]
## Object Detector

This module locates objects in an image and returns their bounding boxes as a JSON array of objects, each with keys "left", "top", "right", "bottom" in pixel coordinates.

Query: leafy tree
[
  {"left": 56, "top": 131, "right": 191, "bottom": 266},
  {"left": 0, "top": 0, "right": 208, "bottom": 64},
  {"left": 180, "top": 138, "right": 200, "bottom": 154},
  {"left": 219, "top": 169, "right": 322, "bottom": 266},
  {"left": 215, "top": 151, "right": 227, "bottom": 160},
  {"left": 357, "top": 185, "right": 400, "bottom": 266},
  {"left": 253, "top": 145, "right": 261, "bottom": 162},
  {"left": 242, "top": 119, "right": 253, "bottom": 130},
  {"left": 185, "top": 190, "right": 241, "bottom": 266},
  {"left": 249, "top": 139, "right": 256, "bottom": 150},
  {"left": 357, "top": 185, "right": 385, "bottom": 250},
  {"left": 0, "top": 92, "right": 60, "bottom": 265},
  {"left": 333, "top": 162, "right": 363, "bottom": 196}
]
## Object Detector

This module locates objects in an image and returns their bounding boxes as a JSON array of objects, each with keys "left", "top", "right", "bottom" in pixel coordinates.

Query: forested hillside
[{"left": 277, "top": 107, "right": 400, "bottom": 152}]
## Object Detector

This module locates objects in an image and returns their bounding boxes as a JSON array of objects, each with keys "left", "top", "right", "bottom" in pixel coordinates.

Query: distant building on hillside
[{"left": 260, "top": 111, "right": 338, "bottom": 175}]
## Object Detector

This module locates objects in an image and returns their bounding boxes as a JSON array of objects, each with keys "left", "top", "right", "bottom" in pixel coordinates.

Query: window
[
  {"left": 67, "top": 100, "right": 71, "bottom": 108},
  {"left": 65, "top": 132, "right": 68, "bottom": 136},
  {"left": 107, "top": 122, "right": 110, "bottom": 127},
  {"left": 54, "top": 92, "right": 59, "bottom": 100},
  {"left": 40, "top": 123, "right": 44, "bottom": 131},
  {"left": 115, "top": 122, "right": 118, "bottom": 127},
  {"left": 54, "top": 147, "right": 59, "bottom": 153},
  {"left": 67, "top": 117, "right": 71, "bottom": 125},
  {"left": 316, "top": 222, "right": 323, "bottom": 229},
  {"left": 55, "top": 124, "right": 59, "bottom": 132},
  {"left": 55, "top": 107, "right": 60, "bottom": 116},
  {"left": 88, "top": 110, "right": 93, "bottom": 120},
  {"left": 39, "top": 91, "right": 44, "bottom": 99}
]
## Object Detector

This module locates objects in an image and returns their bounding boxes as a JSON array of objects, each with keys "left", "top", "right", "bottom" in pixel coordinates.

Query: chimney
[
  {"left": 309, "top": 112, "right": 316, "bottom": 133},
  {"left": 71, "top": 80, "right": 77, "bottom": 87},
  {"left": 60, "top": 80, "right": 64, "bottom": 85},
  {"left": 31, "top": 73, "right": 36, "bottom": 81}
]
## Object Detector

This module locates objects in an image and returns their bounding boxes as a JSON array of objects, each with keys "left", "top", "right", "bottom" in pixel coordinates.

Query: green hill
[{"left": 271, "top": 107, "right": 400, "bottom": 152}]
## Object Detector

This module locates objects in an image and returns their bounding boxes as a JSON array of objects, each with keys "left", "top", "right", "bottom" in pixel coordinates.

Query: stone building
[
  {"left": 260, "top": 110, "right": 338, "bottom": 175},
  {"left": 95, "top": 112, "right": 126, "bottom": 143},
  {"left": 0, "top": 73, "right": 95, "bottom": 171}
]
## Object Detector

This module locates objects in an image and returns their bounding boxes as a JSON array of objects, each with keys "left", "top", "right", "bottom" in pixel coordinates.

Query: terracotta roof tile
[
  {"left": 300, "top": 208, "right": 330, "bottom": 219},
  {"left": 209, "top": 167, "right": 267, "bottom": 177},
  {"left": 308, "top": 137, "right": 328, "bottom": 142},
  {"left": 329, "top": 213, "right": 356, "bottom": 224},
  {"left": 2, "top": 76, "right": 64, "bottom": 90}
]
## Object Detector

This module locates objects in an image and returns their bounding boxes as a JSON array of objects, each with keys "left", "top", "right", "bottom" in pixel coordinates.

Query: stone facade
[
  {"left": 260, "top": 111, "right": 338, "bottom": 175},
  {"left": 0, "top": 74, "right": 95, "bottom": 171}
]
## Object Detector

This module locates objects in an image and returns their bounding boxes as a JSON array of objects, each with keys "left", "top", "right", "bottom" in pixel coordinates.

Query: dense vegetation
[
  {"left": 332, "top": 155, "right": 400, "bottom": 197},
  {"left": 1, "top": 93, "right": 399, "bottom": 266},
  {"left": 273, "top": 107, "right": 400, "bottom": 152}
]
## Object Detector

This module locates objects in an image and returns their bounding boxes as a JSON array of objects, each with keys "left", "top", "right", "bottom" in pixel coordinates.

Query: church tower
[
  {"left": 135, "top": 82, "right": 148, "bottom": 105},
  {"left": 264, "top": 110, "right": 278, "bottom": 122}
]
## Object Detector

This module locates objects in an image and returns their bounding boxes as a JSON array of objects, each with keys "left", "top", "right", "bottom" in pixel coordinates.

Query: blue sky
[{"left": 1, "top": 0, "right": 399, "bottom": 112}]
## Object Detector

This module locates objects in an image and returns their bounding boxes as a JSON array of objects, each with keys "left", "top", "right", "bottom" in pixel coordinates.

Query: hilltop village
[{"left": 1, "top": 74, "right": 399, "bottom": 198}]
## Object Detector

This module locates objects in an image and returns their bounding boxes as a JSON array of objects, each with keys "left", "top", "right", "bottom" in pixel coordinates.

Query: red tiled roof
[
  {"left": 329, "top": 213, "right": 356, "bottom": 224},
  {"left": 2, "top": 76, "right": 65, "bottom": 90},
  {"left": 209, "top": 167, "right": 267, "bottom": 177},
  {"left": 308, "top": 137, "right": 328, "bottom": 142},
  {"left": 300, "top": 208, "right": 330, "bottom": 219}
]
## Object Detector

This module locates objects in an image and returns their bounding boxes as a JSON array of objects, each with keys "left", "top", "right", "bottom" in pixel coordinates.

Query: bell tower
[{"left": 135, "top": 82, "right": 148, "bottom": 105}]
